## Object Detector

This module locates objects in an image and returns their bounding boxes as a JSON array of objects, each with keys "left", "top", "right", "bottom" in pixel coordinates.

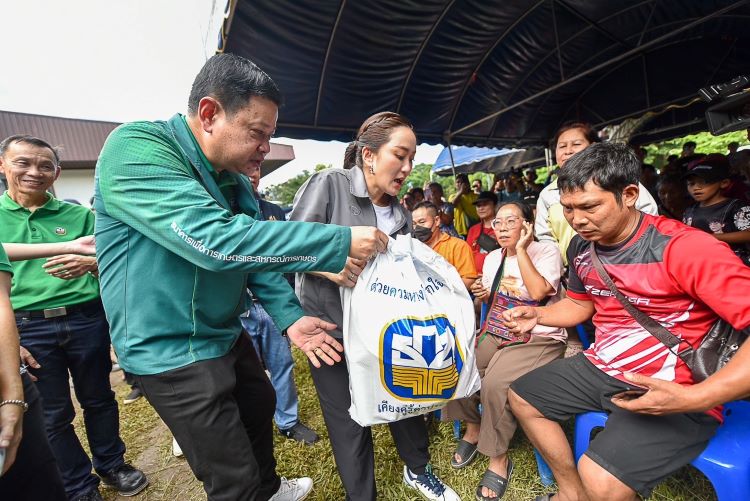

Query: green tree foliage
[
  {"left": 399, "top": 164, "right": 506, "bottom": 199},
  {"left": 643, "top": 130, "right": 748, "bottom": 170},
  {"left": 264, "top": 163, "right": 330, "bottom": 206},
  {"left": 399, "top": 163, "right": 454, "bottom": 198}
]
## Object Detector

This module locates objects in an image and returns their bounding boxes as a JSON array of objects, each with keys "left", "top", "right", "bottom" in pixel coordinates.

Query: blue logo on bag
[{"left": 380, "top": 315, "right": 463, "bottom": 400}]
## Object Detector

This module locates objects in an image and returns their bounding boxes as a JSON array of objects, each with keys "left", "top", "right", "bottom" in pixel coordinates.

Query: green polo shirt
[
  {"left": 0, "top": 193, "right": 99, "bottom": 311},
  {"left": 0, "top": 245, "right": 11, "bottom": 276},
  {"left": 95, "top": 114, "right": 351, "bottom": 375}
]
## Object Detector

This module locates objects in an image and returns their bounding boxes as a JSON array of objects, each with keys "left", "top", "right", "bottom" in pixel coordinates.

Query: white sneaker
[
  {"left": 403, "top": 465, "right": 461, "bottom": 501},
  {"left": 268, "top": 477, "right": 313, "bottom": 501},
  {"left": 172, "top": 437, "right": 183, "bottom": 457}
]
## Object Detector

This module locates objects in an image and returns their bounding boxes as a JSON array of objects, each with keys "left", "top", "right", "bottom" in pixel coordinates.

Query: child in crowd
[{"left": 683, "top": 154, "right": 750, "bottom": 265}]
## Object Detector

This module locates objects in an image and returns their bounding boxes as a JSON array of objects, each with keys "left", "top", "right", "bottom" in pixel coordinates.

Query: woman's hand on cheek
[{"left": 515, "top": 221, "right": 534, "bottom": 251}]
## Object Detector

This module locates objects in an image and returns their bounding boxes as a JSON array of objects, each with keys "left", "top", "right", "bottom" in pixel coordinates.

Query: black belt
[{"left": 14, "top": 298, "right": 103, "bottom": 321}]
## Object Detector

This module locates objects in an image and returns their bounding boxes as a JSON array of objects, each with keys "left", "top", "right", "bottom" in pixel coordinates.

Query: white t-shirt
[
  {"left": 481, "top": 240, "right": 566, "bottom": 342},
  {"left": 373, "top": 203, "right": 397, "bottom": 235}
]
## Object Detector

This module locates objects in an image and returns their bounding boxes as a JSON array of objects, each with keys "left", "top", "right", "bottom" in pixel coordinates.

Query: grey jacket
[{"left": 289, "top": 166, "right": 411, "bottom": 338}]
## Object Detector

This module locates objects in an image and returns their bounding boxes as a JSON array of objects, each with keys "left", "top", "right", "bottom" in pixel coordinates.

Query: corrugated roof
[
  {"left": 0, "top": 110, "right": 119, "bottom": 168},
  {"left": 0, "top": 110, "right": 295, "bottom": 174}
]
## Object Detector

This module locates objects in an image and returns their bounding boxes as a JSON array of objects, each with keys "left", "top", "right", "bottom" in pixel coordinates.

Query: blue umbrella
[{"left": 432, "top": 145, "right": 548, "bottom": 177}]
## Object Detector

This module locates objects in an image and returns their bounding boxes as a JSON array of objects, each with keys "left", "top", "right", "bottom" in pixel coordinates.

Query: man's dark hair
[
  {"left": 455, "top": 173, "right": 470, "bottom": 184},
  {"left": 410, "top": 187, "right": 424, "bottom": 197},
  {"left": 557, "top": 142, "right": 640, "bottom": 205},
  {"left": 0, "top": 135, "right": 60, "bottom": 165},
  {"left": 187, "top": 54, "right": 282, "bottom": 117},
  {"left": 412, "top": 201, "right": 438, "bottom": 217},
  {"left": 683, "top": 141, "right": 697, "bottom": 150},
  {"left": 428, "top": 182, "right": 443, "bottom": 194}
]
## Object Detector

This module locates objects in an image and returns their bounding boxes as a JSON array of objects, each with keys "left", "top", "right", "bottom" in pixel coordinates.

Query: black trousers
[
  {"left": 309, "top": 349, "right": 430, "bottom": 501},
  {"left": 0, "top": 372, "right": 66, "bottom": 500},
  {"left": 134, "top": 334, "right": 279, "bottom": 501}
]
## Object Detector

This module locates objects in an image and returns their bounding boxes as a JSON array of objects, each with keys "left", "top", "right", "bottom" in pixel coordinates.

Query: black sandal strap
[
  {"left": 476, "top": 459, "right": 514, "bottom": 500},
  {"left": 451, "top": 439, "right": 477, "bottom": 468}
]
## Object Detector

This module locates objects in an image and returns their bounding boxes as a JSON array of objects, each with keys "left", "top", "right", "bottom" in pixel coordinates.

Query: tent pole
[{"left": 446, "top": 136, "right": 458, "bottom": 178}]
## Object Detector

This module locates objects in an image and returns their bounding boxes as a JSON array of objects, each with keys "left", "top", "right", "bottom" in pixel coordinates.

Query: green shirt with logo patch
[
  {"left": 0, "top": 193, "right": 99, "bottom": 310},
  {"left": 94, "top": 114, "right": 351, "bottom": 375}
]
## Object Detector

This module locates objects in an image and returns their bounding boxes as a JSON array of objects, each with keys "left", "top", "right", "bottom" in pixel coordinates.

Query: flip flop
[
  {"left": 450, "top": 439, "right": 479, "bottom": 469},
  {"left": 475, "top": 458, "right": 514, "bottom": 500}
]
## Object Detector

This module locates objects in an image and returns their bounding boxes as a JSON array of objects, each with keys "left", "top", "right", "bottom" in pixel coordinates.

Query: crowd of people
[{"left": 0, "top": 53, "right": 749, "bottom": 501}]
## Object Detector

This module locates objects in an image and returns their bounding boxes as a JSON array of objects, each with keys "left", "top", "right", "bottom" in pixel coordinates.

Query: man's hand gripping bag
[{"left": 342, "top": 234, "right": 480, "bottom": 426}]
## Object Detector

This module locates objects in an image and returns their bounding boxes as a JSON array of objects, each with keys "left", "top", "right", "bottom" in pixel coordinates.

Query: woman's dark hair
[
  {"left": 188, "top": 54, "right": 282, "bottom": 117},
  {"left": 496, "top": 201, "right": 534, "bottom": 224},
  {"left": 552, "top": 122, "right": 600, "bottom": 149},
  {"left": 344, "top": 112, "right": 413, "bottom": 169},
  {"left": 557, "top": 142, "right": 640, "bottom": 205}
]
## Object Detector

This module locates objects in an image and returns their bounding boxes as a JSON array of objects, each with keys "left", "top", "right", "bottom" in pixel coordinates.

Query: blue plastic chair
[
  {"left": 575, "top": 323, "right": 591, "bottom": 349},
  {"left": 574, "top": 401, "right": 750, "bottom": 500}
]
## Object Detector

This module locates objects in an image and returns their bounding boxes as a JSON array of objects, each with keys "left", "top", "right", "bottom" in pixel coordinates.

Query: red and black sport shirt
[{"left": 567, "top": 213, "right": 750, "bottom": 420}]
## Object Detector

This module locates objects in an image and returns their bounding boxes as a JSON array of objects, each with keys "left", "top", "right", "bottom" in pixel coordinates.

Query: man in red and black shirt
[{"left": 503, "top": 143, "right": 750, "bottom": 501}]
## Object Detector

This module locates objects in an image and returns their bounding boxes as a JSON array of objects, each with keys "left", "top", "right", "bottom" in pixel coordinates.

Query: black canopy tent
[{"left": 219, "top": 0, "right": 750, "bottom": 150}]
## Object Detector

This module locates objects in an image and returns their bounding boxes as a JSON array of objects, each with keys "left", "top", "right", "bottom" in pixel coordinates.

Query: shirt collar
[
  {"left": 432, "top": 231, "right": 450, "bottom": 247},
  {"left": 349, "top": 165, "right": 370, "bottom": 198},
  {"left": 1, "top": 192, "right": 59, "bottom": 212},
  {"left": 168, "top": 114, "right": 257, "bottom": 216}
]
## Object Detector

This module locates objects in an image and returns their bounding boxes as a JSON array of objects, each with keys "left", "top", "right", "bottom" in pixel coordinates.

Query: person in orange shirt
[{"left": 412, "top": 201, "right": 477, "bottom": 290}]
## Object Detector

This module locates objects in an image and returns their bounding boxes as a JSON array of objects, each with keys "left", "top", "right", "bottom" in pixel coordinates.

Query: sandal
[
  {"left": 451, "top": 439, "right": 479, "bottom": 469},
  {"left": 475, "top": 458, "right": 514, "bottom": 500}
]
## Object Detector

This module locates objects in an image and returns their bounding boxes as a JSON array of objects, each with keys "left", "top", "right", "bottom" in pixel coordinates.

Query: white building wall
[{"left": 54, "top": 169, "right": 96, "bottom": 207}]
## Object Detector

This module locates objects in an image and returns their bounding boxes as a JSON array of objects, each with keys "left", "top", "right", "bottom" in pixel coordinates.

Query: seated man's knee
[{"left": 578, "top": 454, "right": 636, "bottom": 501}]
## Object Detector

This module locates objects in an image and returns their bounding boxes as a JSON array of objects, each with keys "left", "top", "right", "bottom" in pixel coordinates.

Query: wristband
[{"left": 0, "top": 400, "right": 28, "bottom": 412}]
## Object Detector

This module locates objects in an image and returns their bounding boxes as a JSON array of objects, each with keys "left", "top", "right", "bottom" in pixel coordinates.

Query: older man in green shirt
[
  {"left": 0, "top": 135, "right": 148, "bottom": 501},
  {"left": 94, "top": 54, "right": 387, "bottom": 501}
]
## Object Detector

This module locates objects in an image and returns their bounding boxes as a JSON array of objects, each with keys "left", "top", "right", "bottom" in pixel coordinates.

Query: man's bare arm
[
  {"left": 0, "top": 272, "right": 23, "bottom": 473},
  {"left": 3, "top": 236, "right": 95, "bottom": 261}
]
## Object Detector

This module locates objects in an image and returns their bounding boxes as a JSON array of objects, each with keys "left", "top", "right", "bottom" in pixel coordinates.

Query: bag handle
[
  {"left": 486, "top": 251, "right": 507, "bottom": 307},
  {"left": 588, "top": 242, "right": 694, "bottom": 363}
]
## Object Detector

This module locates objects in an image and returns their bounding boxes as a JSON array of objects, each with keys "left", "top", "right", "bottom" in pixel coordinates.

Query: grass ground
[{"left": 75, "top": 349, "right": 717, "bottom": 500}]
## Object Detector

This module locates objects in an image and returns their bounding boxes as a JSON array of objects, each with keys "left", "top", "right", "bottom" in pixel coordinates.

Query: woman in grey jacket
[{"left": 289, "top": 112, "right": 459, "bottom": 501}]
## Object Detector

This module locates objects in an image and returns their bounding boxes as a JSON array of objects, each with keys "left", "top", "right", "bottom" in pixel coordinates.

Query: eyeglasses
[{"left": 491, "top": 217, "right": 521, "bottom": 229}]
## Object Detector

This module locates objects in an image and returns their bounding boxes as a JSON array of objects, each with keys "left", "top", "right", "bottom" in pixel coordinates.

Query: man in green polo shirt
[
  {"left": 0, "top": 135, "right": 148, "bottom": 501},
  {"left": 94, "top": 54, "right": 387, "bottom": 501}
]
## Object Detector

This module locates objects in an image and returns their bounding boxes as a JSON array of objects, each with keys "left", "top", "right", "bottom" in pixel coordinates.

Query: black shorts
[{"left": 511, "top": 354, "right": 720, "bottom": 497}]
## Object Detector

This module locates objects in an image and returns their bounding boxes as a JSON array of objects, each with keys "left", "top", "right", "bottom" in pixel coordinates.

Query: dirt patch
[{"left": 71, "top": 371, "right": 205, "bottom": 501}]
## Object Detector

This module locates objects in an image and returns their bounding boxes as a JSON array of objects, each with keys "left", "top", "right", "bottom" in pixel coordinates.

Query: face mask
[{"left": 412, "top": 224, "right": 433, "bottom": 242}]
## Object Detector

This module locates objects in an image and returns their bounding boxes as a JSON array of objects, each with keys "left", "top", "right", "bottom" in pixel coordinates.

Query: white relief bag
[{"left": 342, "top": 234, "right": 480, "bottom": 426}]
